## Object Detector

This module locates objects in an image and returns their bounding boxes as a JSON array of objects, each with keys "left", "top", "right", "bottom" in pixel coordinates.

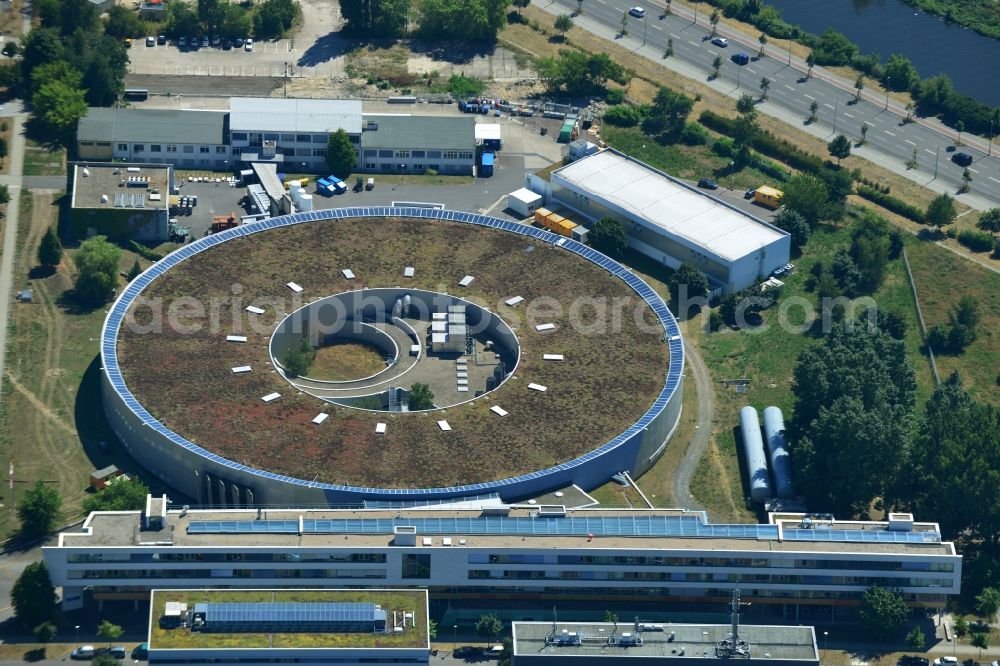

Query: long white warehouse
[
  {"left": 44, "top": 497, "right": 959, "bottom": 624},
  {"left": 541, "top": 150, "right": 791, "bottom": 293}
]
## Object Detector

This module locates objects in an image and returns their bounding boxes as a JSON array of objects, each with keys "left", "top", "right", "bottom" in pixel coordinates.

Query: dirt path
[
  {"left": 2, "top": 374, "right": 76, "bottom": 438},
  {"left": 670, "top": 339, "right": 713, "bottom": 511}
]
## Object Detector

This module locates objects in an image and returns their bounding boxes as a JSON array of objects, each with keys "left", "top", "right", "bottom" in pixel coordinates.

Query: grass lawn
[
  {"left": 588, "top": 479, "right": 647, "bottom": 507},
  {"left": 0, "top": 191, "right": 148, "bottom": 538},
  {"left": 150, "top": 590, "right": 428, "bottom": 650},
  {"left": 309, "top": 342, "right": 387, "bottom": 382},
  {"left": 907, "top": 240, "right": 1000, "bottom": 406},
  {"left": 22, "top": 140, "right": 65, "bottom": 177}
]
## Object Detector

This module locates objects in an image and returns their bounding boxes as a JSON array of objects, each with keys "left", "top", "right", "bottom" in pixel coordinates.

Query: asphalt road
[{"left": 534, "top": 0, "right": 1000, "bottom": 209}]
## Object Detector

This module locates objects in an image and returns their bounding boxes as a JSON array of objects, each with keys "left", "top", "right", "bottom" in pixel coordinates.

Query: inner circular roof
[{"left": 114, "top": 212, "right": 673, "bottom": 490}]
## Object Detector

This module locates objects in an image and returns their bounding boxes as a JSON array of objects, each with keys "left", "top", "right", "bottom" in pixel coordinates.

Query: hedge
[
  {"left": 855, "top": 185, "right": 926, "bottom": 224},
  {"left": 700, "top": 110, "right": 825, "bottom": 174},
  {"left": 128, "top": 240, "right": 165, "bottom": 262},
  {"left": 957, "top": 229, "right": 996, "bottom": 253}
]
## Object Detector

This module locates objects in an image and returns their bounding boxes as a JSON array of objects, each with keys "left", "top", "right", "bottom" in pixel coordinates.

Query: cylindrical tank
[
  {"left": 402, "top": 294, "right": 412, "bottom": 317},
  {"left": 739, "top": 406, "right": 771, "bottom": 502},
  {"left": 291, "top": 186, "right": 305, "bottom": 204},
  {"left": 392, "top": 298, "right": 403, "bottom": 319},
  {"left": 287, "top": 179, "right": 301, "bottom": 190},
  {"left": 298, "top": 193, "right": 313, "bottom": 211},
  {"left": 763, "top": 406, "right": 794, "bottom": 499}
]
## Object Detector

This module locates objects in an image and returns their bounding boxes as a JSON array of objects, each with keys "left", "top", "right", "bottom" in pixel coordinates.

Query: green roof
[
  {"left": 361, "top": 115, "right": 475, "bottom": 151},
  {"left": 149, "top": 589, "right": 429, "bottom": 651},
  {"left": 78, "top": 108, "right": 228, "bottom": 146}
]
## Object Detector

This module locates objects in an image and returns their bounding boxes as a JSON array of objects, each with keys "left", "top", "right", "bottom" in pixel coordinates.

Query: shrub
[
  {"left": 855, "top": 185, "right": 925, "bottom": 224},
  {"left": 128, "top": 240, "right": 165, "bottom": 262},
  {"left": 957, "top": 229, "right": 994, "bottom": 253},
  {"left": 679, "top": 122, "right": 708, "bottom": 145},
  {"left": 606, "top": 87, "right": 625, "bottom": 105},
  {"left": 603, "top": 104, "right": 641, "bottom": 127}
]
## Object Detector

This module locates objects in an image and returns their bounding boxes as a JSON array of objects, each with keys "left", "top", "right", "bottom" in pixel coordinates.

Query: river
[{"left": 763, "top": 0, "right": 1000, "bottom": 107}]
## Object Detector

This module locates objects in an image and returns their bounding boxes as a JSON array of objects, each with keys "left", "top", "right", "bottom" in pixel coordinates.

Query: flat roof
[
  {"left": 361, "top": 115, "right": 476, "bottom": 152},
  {"left": 512, "top": 622, "right": 817, "bottom": 661},
  {"left": 551, "top": 150, "right": 787, "bottom": 263},
  {"left": 57, "top": 505, "right": 955, "bottom": 557},
  {"left": 70, "top": 163, "right": 170, "bottom": 211},
  {"left": 230, "top": 98, "right": 363, "bottom": 134},
  {"left": 149, "top": 589, "right": 428, "bottom": 650},
  {"left": 77, "top": 107, "right": 228, "bottom": 146}
]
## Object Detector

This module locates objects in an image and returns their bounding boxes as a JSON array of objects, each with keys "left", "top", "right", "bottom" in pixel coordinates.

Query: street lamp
[
  {"left": 934, "top": 145, "right": 940, "bottom": 179},
  {"left": 75, "top": 625, "right": 80, "bottom": 643},
  {"left": 832, "top": 99, "right": 839, "bottom": 135},
  {"left": 989, "top": 118, "right": 994, "bottom": 157},
  {"left": 885, "top": 76, "right": 891, "bottom": 110},
  {"left": 454, "top": 624, "right": 458, "bottom": 647},
  {"left": 823, "top": 631, "right": 828, "bottom": 652},
  {"left": 643, "top": 18, "right": 648, "bottom": 46}
]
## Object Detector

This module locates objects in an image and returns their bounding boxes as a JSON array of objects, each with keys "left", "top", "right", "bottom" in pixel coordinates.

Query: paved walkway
[{"left": 0, "top": 111, "right": 28, "bottom": 417}]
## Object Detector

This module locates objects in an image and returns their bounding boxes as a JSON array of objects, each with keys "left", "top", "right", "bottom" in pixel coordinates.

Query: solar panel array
[
  {"left": 101, "top": 207, "right": 684, "bottom": 498},
  {"left": 198, "top": 602, "right": 387, "bottom": 633},
  {"left": 186, "top": 516, "right": 941, "bottom": 544}
]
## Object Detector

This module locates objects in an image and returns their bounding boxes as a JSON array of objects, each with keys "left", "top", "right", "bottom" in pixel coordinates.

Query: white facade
[
  {"left": 44, "top": 502, "right": 960, "bottom": 620},
  {"left": 112, "top": 141, "right": 231, "bottom": 170},
  {"left": 546, "top": 150, "right": 791, "bottom": 293}
]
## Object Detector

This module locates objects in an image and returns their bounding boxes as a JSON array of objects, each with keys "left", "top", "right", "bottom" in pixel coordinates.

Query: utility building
[{"left": 543, "top": 150, "right": 790, "bottom": 293}]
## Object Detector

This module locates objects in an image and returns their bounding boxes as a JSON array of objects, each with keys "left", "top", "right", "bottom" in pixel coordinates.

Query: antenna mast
[{"left": 715, "top": 589, "right": 751, "bottom": 659}]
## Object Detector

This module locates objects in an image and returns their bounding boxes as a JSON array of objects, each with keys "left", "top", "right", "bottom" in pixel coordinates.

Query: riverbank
[{"left": 901, "top": 0, "right": 1000, "bottom": 42}]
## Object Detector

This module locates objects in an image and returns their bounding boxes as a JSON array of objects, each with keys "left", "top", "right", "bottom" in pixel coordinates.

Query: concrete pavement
[{"left": 533, "top": 0, "right": 1000, "bottom": 209}]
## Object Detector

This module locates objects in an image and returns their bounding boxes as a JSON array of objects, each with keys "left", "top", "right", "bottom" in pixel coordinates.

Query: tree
[
  {"left": 783, "top": 173, "right": 829, "bottom": 226},
  {"left": 736, "top": 93, "right": 756, "bottom": 116},
  {"left": 83, "top": 478, "right": 150, "bottom": 513},
  {"left": 253, "top": 0, "right": 302, "bottom": 39},
  {"left": 97, "top": 620, "right": 124, "bottom": 648},
  {"left": 325, "top": 129, "right": 357, "bottom": 178},
  {"left": 791, "top": 323, "right": 916, "bottom": 516},
  {"left": 881, "top": 54, "right": 919, "bottom": 92},
  {"left": 165, "top": 1, "right": 200, "bottom": 37},
  {"left": 955, "top": 617, "right": 970, "bottom": 637},
  {"left": 925, "top": 194, "right": 956, "bottom": 232},
  {"left": 860, "top": 124, "right": 868, "bottom": 144},
  {"left": 29, "top": 60, "right": 81, "bottom": 102},
  {"left": 84, "top": 48, "right": 127, "bottom": 107},
  {"left": 74, "top": 236, "right": 121, "bottom": 306},
  {"left": 640, "top": 86, "right": 692, "bottom": 143},
  {"left": 475, "top": 614, "right": 502, "bottom": 644},
  {"left": 976, "top": 587, "right": 1000, "bottom": 625},
  {"left": 711, "top": 54, "right": 722, "bottom": 78},
  {"left": 904, "top": 626, "right": 926, "bottom": 652},
  {"left": 667, "top": 263, "right": 709, "bottom": 316},
  {"left": 197, "top": 0, "right": 227, "bottom": 33},
  {"left": 955, "top": 119, "right": 965, "bottom": 146},
  {"left": 971, "top": 633, "right": 989, "bottom": 661},
  {"left": 757, "top": 33, "right": 766, "bottom": 57},
  {"left": 283, "top": 335, "right": 314, "bottom": 378},
  {"left": 408, "top": 383, "right": 435, "bottom": 410},
  {"left": 554, "top": 13, "right": 573, "bottom": 38},
  {"left": 589, "top": 216, "right": 627, "bottom": 258},
  {"left": 774, "top": 209, "right": 810, "bottom": 248},
  {"left": 827, "top": 134, "right": 851, "bottom": 165},
  {"left": 808, "top": 99, "right": 818, "bottom": 122},
  {"left": 93, "top": 656, "right": 118, "bottom": 666},
  {"left": 512, "top": 0, "right": 530, "bottom": 16},
  {"left": 37, "top": 226, "right": 63, "bottom": 267},
  {"left": 961, "top": 167, "right": 972, "bottom": 193},
  {"left": 813, "top": 28, "right": 858, "bottom": 66},
  {"left": 418, "top": 0, "right": 508, "bottom": 41},
  {"left": 709, "top": 9, "right": 719, "bottom": 35},
  {"left": 0, "top": 185, "right": 8, "bottom": 205},
  {"left": 10, "top": 562, "right": 56, "bottom": 628},
  {"left": 859, "top": 586, "right": 909, "bottom": 637},
  {"left": 33, "top": 620, "right": 58, "bottom": 647},
  {"left": 126, "top": 259, "right": 142, "bottom": 282},
  {"left": 619, "top": 10, "right": 627, "bottom": 35},
  {"left": 32, "top": 79, "right": 88, "bottom": 144},
  {"left": 854, "top": 75, "right": 864, "bottom": 101},
  {"left": 603, "top": 105, "right": 641, "bottom": 127},
  {"left": 977, "top": 208, "right": 1000, "bottom": 236},
  {"left": 18, "top": 481, "right": 61, "bottom": 536},
  {"left": 805, "top": 51, "right": 815, "bottom": 78},
  {"left": 339, "top": 0, "right": 410, "bottom": 38},
  {"left": 849, "top": 210, "right": 892, "bottom": 294},
  {"left": 535, "top": 51, "right": 626, "bottom": 96},
  {"left": 759, "top": 76, "right": 770, "bottom": 100}
]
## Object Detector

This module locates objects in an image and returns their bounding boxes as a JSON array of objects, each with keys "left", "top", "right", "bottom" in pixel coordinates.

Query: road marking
[
  {"left": 905, "top": 139, "right": 916, "bottom": 146},
  {"left": 989, "top": 176, "right": 1000, "bottom": 184},
  {"left": 784, "top": 84, "right": 794, "bottom": 91},
  {"left": 884, "top": 130, "right": 895, "bottom": 136},
  {"left": 670, "top": 33, "right": 679, "bottom": 39},
  {"left": 865, "top": 121, "right": 875, "bottom": 127},
  {"left": 688, "top": 40, "right": 700, "bottom": 47},
  {"left": 843, "top": 112, "right": 854, "bottom": 118},
  {"left": 804, "top": 94, "right": 815, "bottom": 100},
  {"left": 968, "top": 167, "right": 979, "bottom": 173},
  {"left": 824, "top": 103, "right": 834, "bottom": 109},
  {"left": 925, "top": 149, "right": 936, "bottom": 155},
  {"left": 746, "top": 68, "right": 757, "bottom": 74},
  {"left": 651, "top": 24, "right": 662, "bottom": 30}
]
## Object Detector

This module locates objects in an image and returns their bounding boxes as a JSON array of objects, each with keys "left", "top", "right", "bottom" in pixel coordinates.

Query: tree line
[{"left": 339, "top": 0, "right": 510, "bottom": 41}]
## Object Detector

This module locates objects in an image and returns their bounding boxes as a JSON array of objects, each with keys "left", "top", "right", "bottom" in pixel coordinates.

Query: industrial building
[
  {"left": 360, "top": 115, "right": 476, "bottom": 175},
  {"left": 511, "top": 620, "right": 818, "bottom": 666},
  {"left": 76, "top": 108, "right": 231, "bottom": 169},
  {"left": 147, "top": 589, "right": 429, "bottom": 666},
  {"left": 529, "top": 150, "right": 791, "bottom": 293},
  {"left": 228, "top": 97, "right": 363, "bottom": 171},
  {"left": 69, "top": 162, "right": 172, "bottom": 242},
  {"left": 45, "top": 496, "right": 960, "bottom": 623}
]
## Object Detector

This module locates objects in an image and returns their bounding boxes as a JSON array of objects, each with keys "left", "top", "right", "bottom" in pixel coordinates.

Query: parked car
[
  {"left": 123, "top": 38, "right": 132, "bottom": 48},
  {"left": 697, "top": 178, "right": 718, "bottom": 189},
  {"left": 71, "top": 645, "right": 96, "bottom": 660},
  {"left": 178, "top": 36, "right": 187, "bottom": 47},
  {"left": 900, "top": 658, "right": 929, "bottom": 666},
  {"left": 108, "top": 646, "right": 127, "bottom": 659},
  {"left": 223, "top": 39, "right": 233, "bottom": 50},
  {"left": 234, "top": 37, "right": 244, "bottom": 47},
  {"left": 711, "top": 36, "right": 729, "bottom": 47},
  {"left": 951, "top": 152, "right": 973, "bottom": 166},
  {"left": 932, "top": 658, "right": 958, "bottom": 666},
  {"left": 201, "top": 35, "right": 210, "bottom": 47},
  {"left": 731, "top": 51, "right": 749, "bottom": 65},
  {"left": 145, "top": 36, "right": 155, "bottom": 47},
  {"left": 628, "top": 6, "right": 645, "bottom": 18},
  {"left": 744, "top": 188, "right": 756, "bottom": 199},
  {"left": 211, "top": 35, "right": 221, "bottom": 47},
  {"left": 366, "top": 177, "right": 375, "bottom": 190},
  {"left": 244, "top": 38, "right": 254, "bottom": 52},
  {"left": 157, "top": 34, "right": 166, "bottom": 45},
  {"left": 131, "top": 643, "right": 149, "bottom": 660}
]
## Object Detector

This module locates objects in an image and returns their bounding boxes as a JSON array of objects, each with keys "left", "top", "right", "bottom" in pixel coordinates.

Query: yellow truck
[{"left": 754, "top": 185, "right": 784, "bottom": 209}]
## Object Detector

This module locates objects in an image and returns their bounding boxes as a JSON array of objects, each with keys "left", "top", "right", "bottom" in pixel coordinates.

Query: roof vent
[
  {"left": 393, "top": 525, "right": 417, "bottom": 546},
  {"left": 537, "top": 505, "right": 566, "bottom": 517},
  {"left": 888, "top": 513, "right": 914, "bottom": 532},
  {"left": 82, "top": 167, "right": 90, "bottom": 177},
  {"left": 366, "top": 120, "right": 379, "bottom": 131}
]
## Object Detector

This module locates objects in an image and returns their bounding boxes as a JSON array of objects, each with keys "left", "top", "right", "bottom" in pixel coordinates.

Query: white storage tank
[
  {"left": 287, "top": 179, "right": 301, "bottom": 190},
  {"left": 402, "top": 293, "right": 412, "bottom": 317},
  {"left": 298, "top": 193, "right": 313, "bottom": 211},
  {"left": 291, "top": 186, "right": 305, "bottom": 204},
  {"left": 739, "top": 406, "right": 771, "bottom": 502},
  {"left": 762, "top": 406, "right": 794, "bottom": 499}
]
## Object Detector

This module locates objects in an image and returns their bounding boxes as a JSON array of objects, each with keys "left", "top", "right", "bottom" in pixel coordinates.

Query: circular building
[{"left": 102, "top": 208, "right": 684, "bottom": 506}]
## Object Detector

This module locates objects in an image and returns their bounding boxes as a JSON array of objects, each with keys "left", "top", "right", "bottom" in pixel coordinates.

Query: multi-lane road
[{"left": 535, "top": 0, "right": 1000, "bottom": 209}]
